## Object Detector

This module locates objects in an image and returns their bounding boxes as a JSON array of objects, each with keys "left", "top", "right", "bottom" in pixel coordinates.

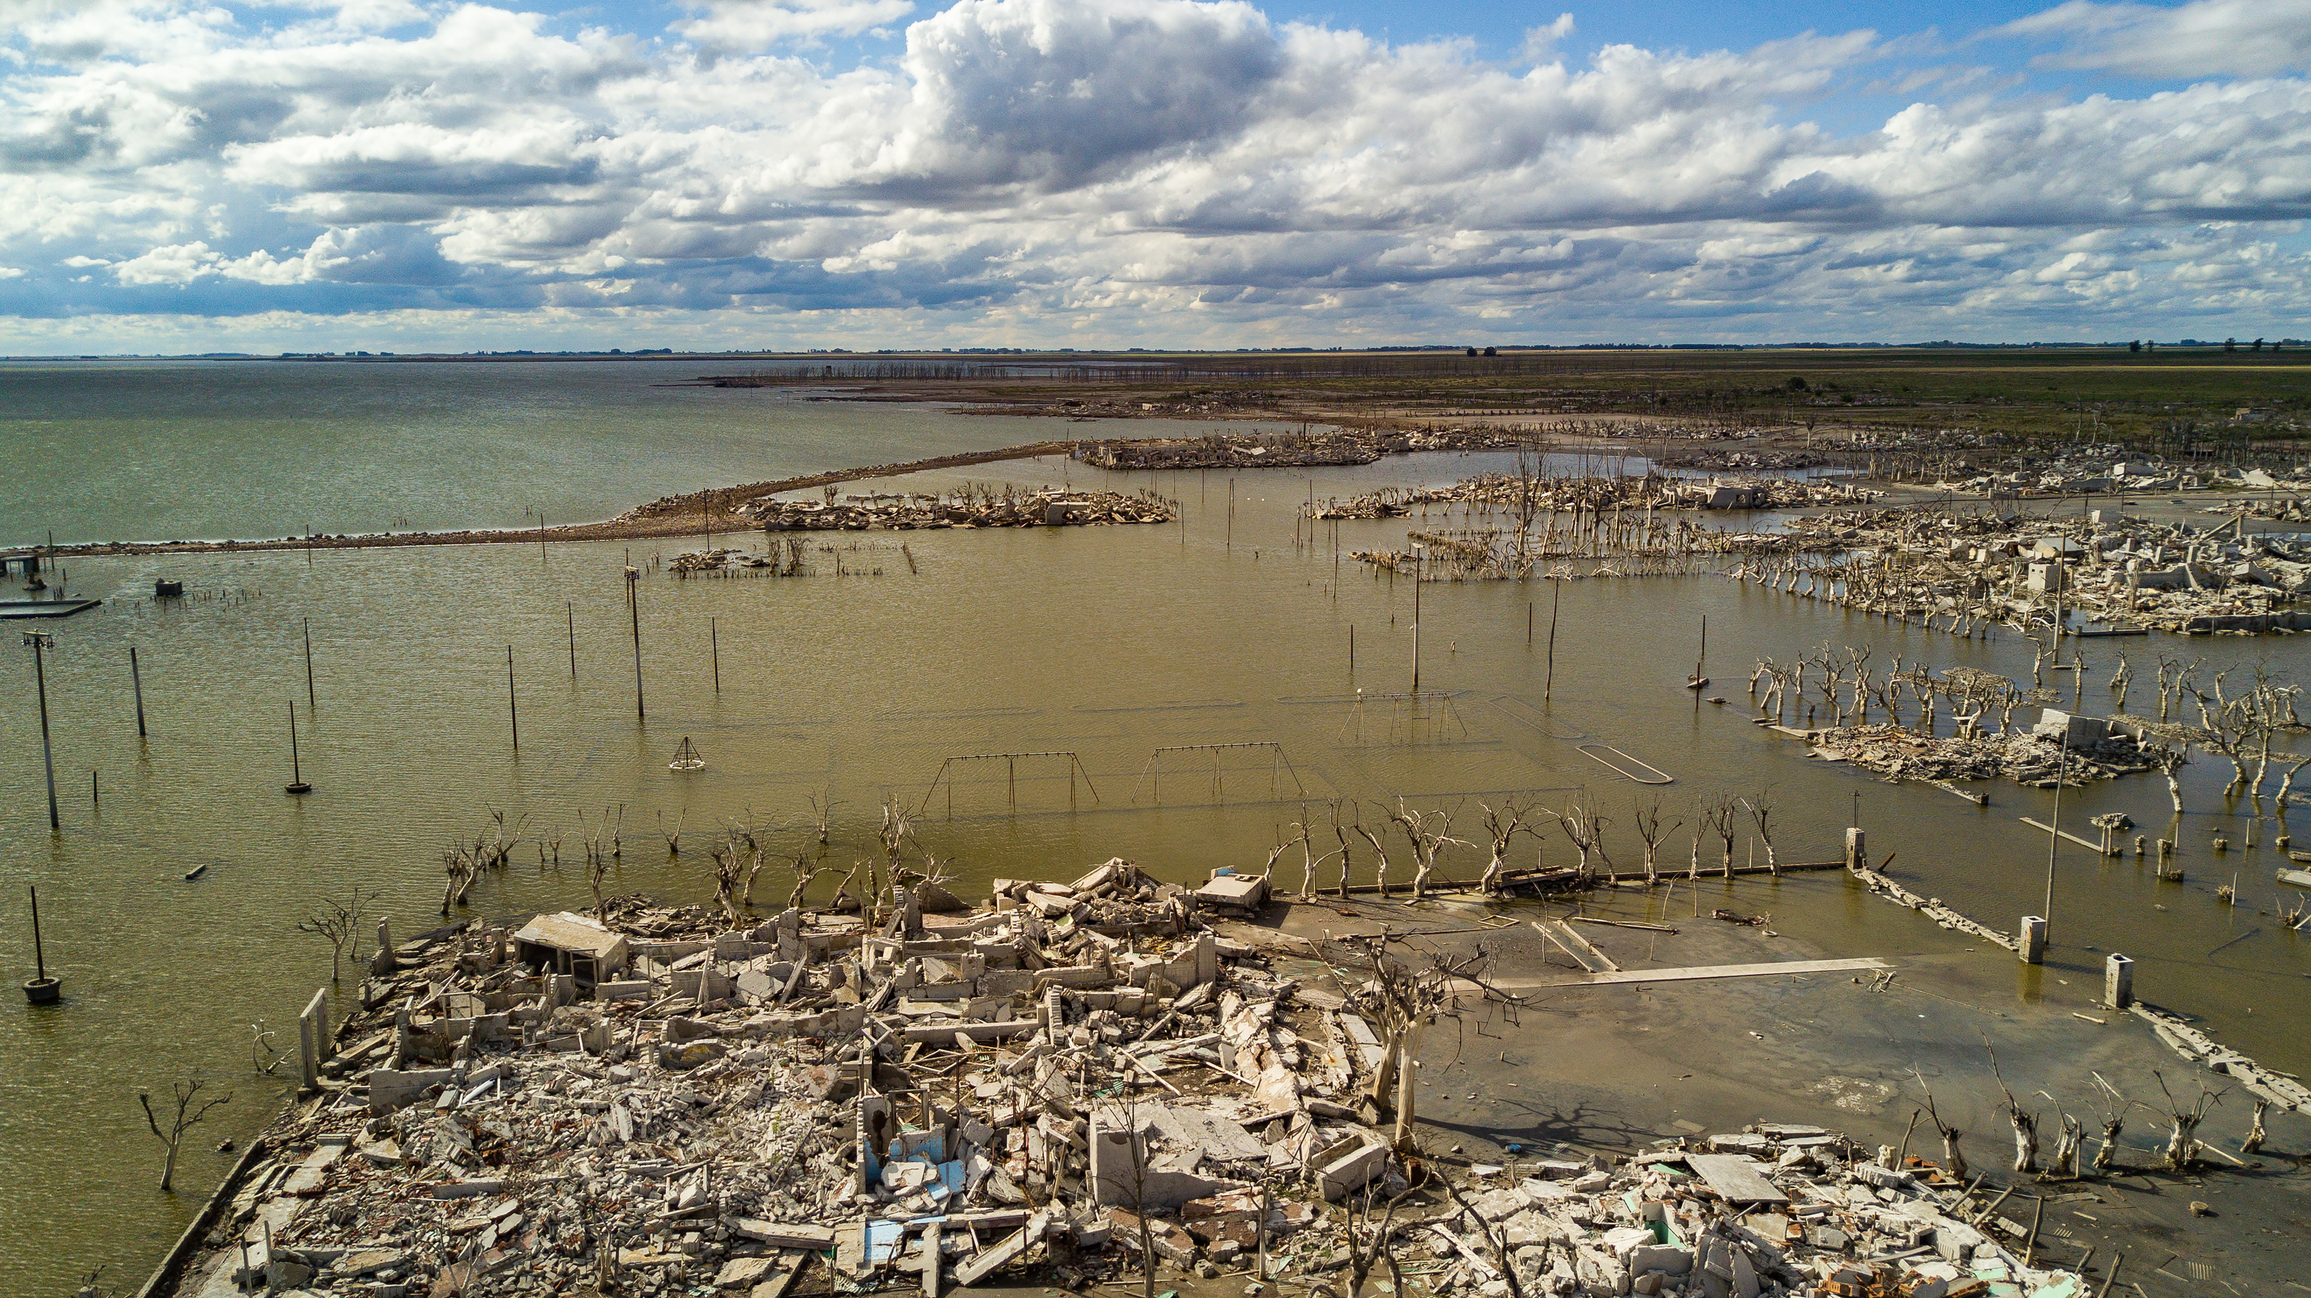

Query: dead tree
[
  {"left": 441, "top": 845, "right": 478, "bottom": 916},
  {"left": 1706, "top": 794, "right": 1739, "bottom": 878},
  {"left": 1555, "top": 800, "right": 1613, "bottom": 883},
  {"left": 1329, "top": 932, "right": 1490, "bottom": 1152},
  {"left": 1287, "top": 805, "right": 1340, "bottom": 900},
  {"left": 2089, "top": 1073, "right": 2128, "bottom": 1174},
  {"left": 1986, "top": 1041, "right": 2039, "bottom": 1175},
  {"left": 658, "top": 809, "right": 685, "bottom": 857},
  {"left": 2043, "top": 1099, "right": 2084, "bottom": 1180},
  {"left": 587, "top": 849, "right": 611, "bottom": 917},
  {"left": 1341, "top": 1185, "right": 1405, "bottom": 1298},
  {"left": 1742, "top": 789, "right": 1779, "bottom": 874},
  {"left": 2153, "top": 1071, "right": 2224, "bottom": 1171},
  {"left": 1479, "top": 799, "right": 1539, "bottom": 892},
  {"left": 296, "top": 885, "right": 371, "bottom": 983},
  {"left": 712, "top": 837, "right": 764, "bottom": 923},
  {"left": 1632, "top": 793, "right": 1678, "bottom": 885},
  {"left": 139, "top": 1079, "right": 230, "bottom": 1192},
  {"left": 2242, "top": 1097, "right": 2270, "bottom": 1155},
  {"left": 1387, "top": 800, "right": 1467, "bottom": 900},
  {"left": 787, "top": 848, "right": 838, "bottom": 910},
  {"left": 1352, "top": 808, "right": 1394, "bottom": 898},
  {"left": 1911, "top": 1068, "right": 1968, "bottom": 1182}
]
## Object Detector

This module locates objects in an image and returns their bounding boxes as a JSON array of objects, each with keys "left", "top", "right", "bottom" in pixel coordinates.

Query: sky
[{"left": 1, "top": 0, "right": 2307, "bottom": 352}]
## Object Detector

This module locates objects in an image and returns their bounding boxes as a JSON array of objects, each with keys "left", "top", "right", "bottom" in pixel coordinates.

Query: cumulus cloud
[
  {"left": 1519, "top": 13, "right": 1576, "bottom": 64},
  {"left": 677, "top": 0, "right": 920, "bottom": 48},
  {"left": 1994, "top": 0, "right": 2311, "bottom": 78},
  {"left": 0, "top": 0, "right": 2306, "bottom": 344}
]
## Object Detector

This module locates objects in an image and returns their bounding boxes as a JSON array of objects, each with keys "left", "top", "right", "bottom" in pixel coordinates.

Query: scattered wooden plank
[
  {"left": 1575, "top": 958, "right": 1889, "bottom": 987},
  {"left": 1568, "top": 916, "right": 1677, "bottom": 933},
  {"left": 2021, "top": 817, "right": 2111, "bottom": 855}
]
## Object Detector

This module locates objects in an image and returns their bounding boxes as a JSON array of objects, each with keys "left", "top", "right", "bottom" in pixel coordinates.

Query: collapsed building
[{"left": 163, "top": 863, "right": 2091, "bottom": 1298}]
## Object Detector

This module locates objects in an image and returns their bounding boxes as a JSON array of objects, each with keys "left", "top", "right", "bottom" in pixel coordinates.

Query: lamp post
[{"left": 1411, "top": 544, "right": 1424, "bottom": 693}]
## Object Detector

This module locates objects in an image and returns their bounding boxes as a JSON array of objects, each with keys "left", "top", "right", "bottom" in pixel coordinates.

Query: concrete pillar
[
  {"left": 299, "top": 987, "right": 328, "bottom": 1092},
  {"left": 1088, "top": 1115, "right": 1143, "bottom": 1206},
  {"left": 1192, "top": 931, "right": 1218, "bottom": 988},
  {"left": 2019, "top": 916, "right": 2048, "bottom": 965},
  {"left": 1844, "top": 827, "right": 1866, "bottom": 871},
  {"left": 2105, "top": 953, "right": 2134, "bottom": 1010}
]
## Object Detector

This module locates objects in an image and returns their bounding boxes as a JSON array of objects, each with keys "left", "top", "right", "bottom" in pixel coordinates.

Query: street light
[{"left": 22, "top": 632, "right": 58, "bottom": 833}]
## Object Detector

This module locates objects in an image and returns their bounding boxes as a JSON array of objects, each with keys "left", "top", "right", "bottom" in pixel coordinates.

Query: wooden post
[
  {"left": 506, "top": 646, "right": 519, "bottom": 753},
  {"left": 1543, "top": 577, "right": 1561, "bottom": 700},
  {"left": 567, "top": 601, "right": 577, "bottom": 679},
  {"left": 129, "top": 646, "right": 148, "bottom": 738},
  {"left": 302, "top": 617, "right": 316, "bottom": 709},
  {"left": 710, "top": 617, "right": 720, "bottom": 693}
]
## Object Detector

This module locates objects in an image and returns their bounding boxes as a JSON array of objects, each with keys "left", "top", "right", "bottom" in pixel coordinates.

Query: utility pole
[
  {"left": 23, "top": 632, "right": 59, "bottom": 832},
  {"left": 626, "top": 564, "right": 645, "bottom": 722}
]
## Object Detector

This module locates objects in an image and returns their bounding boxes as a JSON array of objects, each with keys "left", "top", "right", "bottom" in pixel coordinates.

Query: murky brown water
[{"left": 3, "top": 384, "right": 2306, "bottom": 1295}]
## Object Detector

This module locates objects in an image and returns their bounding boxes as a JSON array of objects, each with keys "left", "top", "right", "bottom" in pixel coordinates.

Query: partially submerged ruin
[{"left": 163, "top": 863, "right": 2100, "bottom": 1298}]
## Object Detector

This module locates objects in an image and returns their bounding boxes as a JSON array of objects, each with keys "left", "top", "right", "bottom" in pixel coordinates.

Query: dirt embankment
[{"left": 45, "top": 441, "right": 1079, "bottom": 558}]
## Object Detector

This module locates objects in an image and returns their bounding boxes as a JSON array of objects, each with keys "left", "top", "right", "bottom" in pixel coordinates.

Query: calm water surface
[{"left": 1, "top": 363, "right": 2306, "bottom": 1296}]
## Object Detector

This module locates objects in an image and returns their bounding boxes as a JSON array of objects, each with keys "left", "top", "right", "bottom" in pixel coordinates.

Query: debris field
[{"left": 171, "top": 862, "right": 2091, "bottom": 1298}]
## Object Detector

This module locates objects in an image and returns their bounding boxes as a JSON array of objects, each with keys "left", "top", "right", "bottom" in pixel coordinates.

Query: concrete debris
[
  {"left": 1312, "top": 472, "right": 1878, "bottom": 521},
  {"left": 168, "top": 872, "right": 2087, "bottom": 1298},
  {"left": 739, "top": 486, "right": 1175, "bottom": 533},
  {"left": 1799, "top": 717, "right": 2162, "bottom": 790},
  {"left": 1769, "top": 503, "right": 2311, "bottom": 635}
]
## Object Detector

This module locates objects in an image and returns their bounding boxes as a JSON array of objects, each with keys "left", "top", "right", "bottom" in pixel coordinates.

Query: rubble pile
[
  {"left": 1310, "top": 473, "right": 1876, "bottom": 521},
  {"left": 1801, "top": 721, "right": 2162, "bottom": 789},
  {"left": 736, "top": 488, "right": 1176, "bottom": 532},
  {"left": 1079, "top": 430, "right": 1394, "bottom": 469},
  {"left": 1748, "top": 506, "right": 2311, "bottom": 634},
  {"left": 169, "top": 861, "right": 2086, "bottom": 1298},
  {"left": 1932, "top": 447, "right": 2311, "bottom": 499}
]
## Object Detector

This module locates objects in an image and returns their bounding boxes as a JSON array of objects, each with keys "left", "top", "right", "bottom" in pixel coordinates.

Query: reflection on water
[{"left": 1, "top": 383, "right": 2307, "bottom": 1296}]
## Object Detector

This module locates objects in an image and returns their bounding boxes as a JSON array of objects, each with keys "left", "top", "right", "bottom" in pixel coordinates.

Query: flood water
[{"left": 3, "top": 361, "right": 2307, "bottom": 1296}]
